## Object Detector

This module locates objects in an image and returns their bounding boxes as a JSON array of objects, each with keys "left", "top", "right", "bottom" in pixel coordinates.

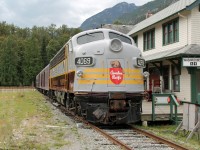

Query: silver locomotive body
[
  {"left": 71, "top": 29, "right": 145, "bottom": 124},
  {"left": 37, "top": 29, "right": 145, "bottom": 124}
]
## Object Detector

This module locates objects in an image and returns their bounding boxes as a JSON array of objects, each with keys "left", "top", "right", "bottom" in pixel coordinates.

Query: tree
[
  {"left": 23, "top": 37, "right": 42, "bottom": 85},
  {"left": 46, "top": 39, "right": 60, "bottom": 61},
  {"left": 0, "top": 36, "right": 20, "bottom": 86},
  {"left": 0, "top": 22, "right": 81, "bottom": 86},
  {"left": 41, "top": 37, "right": 48, "bottom": 67},
  {"left": 113, "top": 20, "right": 123, "bottom": 25}
]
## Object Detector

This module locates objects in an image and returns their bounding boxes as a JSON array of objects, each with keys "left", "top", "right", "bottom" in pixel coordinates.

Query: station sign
[{"left": 182, "top": 58, "right": 200, "bottom": 67}]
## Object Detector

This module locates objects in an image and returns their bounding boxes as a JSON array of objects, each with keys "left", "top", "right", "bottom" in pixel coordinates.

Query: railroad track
[
  {"left": 48, "top": 97, "right": 189, "bottom": 150},
  {"left": 98, "top": 125, "right": 188, "bottom": 150}
]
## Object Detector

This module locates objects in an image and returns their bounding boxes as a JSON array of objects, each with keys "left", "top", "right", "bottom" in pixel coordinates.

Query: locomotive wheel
[
  {"left": 76, "top": 102, "right": 81, "bottom": 116},
  {"left": 65, "top": 95, "right": 70, "bottom": 110},
  {"left": 73, "top": 97, "right": 81, "bottom": 115}
]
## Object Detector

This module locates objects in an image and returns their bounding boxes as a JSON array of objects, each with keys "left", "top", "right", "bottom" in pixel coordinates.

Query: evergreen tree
[
  {"left": 41, "top": 37, "right": 48, "bottom": 67},
  {"left": 46, "top": 39, "right": 60, "bottom": 61},
  {"left": 0, "top": 21, "right": 81, "bottom": 86},
  {"left": 23, "top": 37, "right": 42, "bottom": 85},
  {"left": 0, "top": 36, "right": 19, "bottom": 86}
]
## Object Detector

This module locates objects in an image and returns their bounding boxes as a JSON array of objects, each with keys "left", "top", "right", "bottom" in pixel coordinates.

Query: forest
[{"left": 0, "top": 21, "right": 81, "bottom": 86}]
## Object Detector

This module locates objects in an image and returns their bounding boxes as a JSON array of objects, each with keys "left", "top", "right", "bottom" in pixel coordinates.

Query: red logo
[{"left": 109, "top": 68, "right": 123, "bottom": 84}]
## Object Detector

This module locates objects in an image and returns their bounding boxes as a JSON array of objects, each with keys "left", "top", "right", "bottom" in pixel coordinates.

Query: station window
[
  {"left": 172, "top": 65, "right": 180, "bottom": 92},
  {"left": 163, "top": 66, "right": 169, "bottom": 90},
  {"left": 163, "top": 18, "right": 179, "bottom": 45},
  {"left": 143, "top": 28, "right": 155, "bottom": 51}
]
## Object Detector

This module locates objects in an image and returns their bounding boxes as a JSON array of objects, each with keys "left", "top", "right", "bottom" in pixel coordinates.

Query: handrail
[
  {"left": 174, "top": 102, "right": 200, "bottom": 141},
  {"left": 152, "top": 93, "right": 180, "bottom": 124},
  {"left": 181, "top": 101, "right": 200, "bottom": 107}
]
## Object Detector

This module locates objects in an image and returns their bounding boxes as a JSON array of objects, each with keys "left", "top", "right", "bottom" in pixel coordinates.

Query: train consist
[{"left": 36, "top": 29, "right": 146, "bottom": 124}]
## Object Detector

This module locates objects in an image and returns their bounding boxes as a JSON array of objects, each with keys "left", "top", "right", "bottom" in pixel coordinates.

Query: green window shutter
[
  {"left": 143, "top": 33, "right": 146, "bottom": 51},
  {"left": 144, "top": 28, "right": 155, "bottom": 50}
]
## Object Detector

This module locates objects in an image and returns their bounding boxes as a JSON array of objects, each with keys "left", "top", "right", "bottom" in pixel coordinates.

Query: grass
[
  {"left": 0, "top": 89, "right": 52, "bottom": 149},
  {"left": 135, "top": 123, "right": 200, "bottom": 150},
  {"left": 0, "top": 89, "right": 76, "bottom": 149}
]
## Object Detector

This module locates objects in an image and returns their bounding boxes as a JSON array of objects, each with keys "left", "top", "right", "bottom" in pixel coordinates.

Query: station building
[{"left": 128, "top": 0, "right": 200, "bottom": 104}]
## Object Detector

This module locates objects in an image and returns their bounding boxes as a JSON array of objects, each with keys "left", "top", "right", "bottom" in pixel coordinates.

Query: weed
[
  {"left": 136, "top": 124, "right": 200, "bottom": 149},
  {"left": 0, "top": 90, "right": 52, "bottom": 148}
]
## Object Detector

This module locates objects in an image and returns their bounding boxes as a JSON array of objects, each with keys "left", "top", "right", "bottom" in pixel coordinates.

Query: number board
[{"left": 75, "top": 57, "right": 94, "bottom": 66}]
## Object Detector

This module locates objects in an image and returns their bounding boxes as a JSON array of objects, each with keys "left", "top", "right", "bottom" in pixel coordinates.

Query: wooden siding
[
  {"left": 174, "top": 68, "right": 191, "bottom": 102},
  {"left": 191, "top": 6, "right": 200, "bottom": 44},
  {"left": 135, "top": 14, "right": 191, "bottom": 56}
]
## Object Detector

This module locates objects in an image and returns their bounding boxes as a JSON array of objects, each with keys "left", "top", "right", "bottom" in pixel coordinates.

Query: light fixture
[
  {"left": 76, "top": 70, "right": 83, "bottom": 77},
  {"left": 110, "top": 38, "right": 123, "bottom": 52},
  {"left": 143, "top": 71, "right": 150, "bottom": 78}
]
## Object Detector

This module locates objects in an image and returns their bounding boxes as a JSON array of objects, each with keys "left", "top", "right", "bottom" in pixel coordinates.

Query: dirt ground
[
  {"left": 0, "top": 90, "right": 85, "bottom": 149},
  {"left": 0, "top": 90, "right": 121, "bottom": 150},
  {"left": 10, "top": 100, "right": 84, "bottom": 150}
]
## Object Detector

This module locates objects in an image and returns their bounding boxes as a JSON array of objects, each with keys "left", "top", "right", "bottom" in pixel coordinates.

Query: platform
[{"left": 141, "top": 100, "right": 183, "bottom": 121}]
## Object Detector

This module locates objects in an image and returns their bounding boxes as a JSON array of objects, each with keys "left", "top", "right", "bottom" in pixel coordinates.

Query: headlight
[
  {"left": 137, "top": 58, "right": 146, "bottom": 67},
  {"left": 110, "top": 39, "right": 123, "bottom": 52},
  {"left": 76, "top": 70, "right": 83, "bottom": 77}
]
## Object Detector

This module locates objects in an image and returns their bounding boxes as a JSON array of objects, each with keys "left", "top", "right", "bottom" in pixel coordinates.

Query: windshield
[
  {"left": 109, "top": 32, "right": 132, "bottom": 44},
  {"left": 77, "top": 32, "right": 104, "bottom": 45}
]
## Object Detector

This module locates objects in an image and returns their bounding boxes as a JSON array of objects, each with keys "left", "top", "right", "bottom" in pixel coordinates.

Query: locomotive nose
[{"left": 109, "top": 39, "right": 123, "bottom": 52}]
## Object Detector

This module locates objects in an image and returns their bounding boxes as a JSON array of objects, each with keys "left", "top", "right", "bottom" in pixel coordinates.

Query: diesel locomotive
[{"left": 36, "top": 28, "right": 146, "bottom": 124}]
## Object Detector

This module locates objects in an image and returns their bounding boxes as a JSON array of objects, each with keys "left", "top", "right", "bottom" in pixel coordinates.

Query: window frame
[
  {"left": 172, "top": 65, "right": 180, "bottom": 92},
  {"left": 132, "top": 36, "right": 138, "bottom": 46},
  {"left": 143, "top": 28, "right": 155, "bottom": 51},
  {"left": 77, "top": 31, "right": 104, "bottom": 45},
  {"left": 109, "top": 32, "right": 132, "bottom": 44},
  {"left": 163, "top": 18, "right": 179, "bottom": 46},
  {"left": 163, "top": 65, "right": 170, "bottom": 91}
]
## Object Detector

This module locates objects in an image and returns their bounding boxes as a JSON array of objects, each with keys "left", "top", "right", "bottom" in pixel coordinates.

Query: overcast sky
[{"left": 0, "top": 0, "right": 152, "bottom": 28}]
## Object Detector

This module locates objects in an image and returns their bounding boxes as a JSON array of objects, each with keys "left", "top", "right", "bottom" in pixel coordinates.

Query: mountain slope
[
  {"left": 80, "top": 2, "right": 137, "bottom": 30},
  {"left": 117, "top": 0, "right": 179, "bottom": 25},
  {"left": 80, "top": 0, "right": 179, "bottom": 31}
]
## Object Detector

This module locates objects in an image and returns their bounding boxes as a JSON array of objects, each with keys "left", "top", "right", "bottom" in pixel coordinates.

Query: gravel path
[{"left": 11, "top": 99, "right": 121, "bottom": 150}]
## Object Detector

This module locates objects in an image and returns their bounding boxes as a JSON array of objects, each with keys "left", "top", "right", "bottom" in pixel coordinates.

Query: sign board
[
  {"left": 75, "top": 57, "right": 94, "bottom": 66},
  {"left": 182, "top": 58, "right": 200, "bottom": 67}
]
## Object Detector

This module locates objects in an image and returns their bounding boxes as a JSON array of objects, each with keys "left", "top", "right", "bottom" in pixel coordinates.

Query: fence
[{"left": 0, "top": 86, "right": 35, "bottom": 92}]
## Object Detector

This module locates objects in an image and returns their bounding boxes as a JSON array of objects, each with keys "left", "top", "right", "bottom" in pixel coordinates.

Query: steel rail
[
  {"left": 131, "top": 126, "right": 190, "bottom": 150},
  {"left": 86, "top": 123, "right": 132, "bottom": 150},
  {"left": 64, "top": 111, "right": 132, "bottom": 149},
  {"left": 58, "top": 105, "right": 132, "bottom": 150},
  {"left": 48, "top": 98, "right": 190, "bottom": 150}
]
